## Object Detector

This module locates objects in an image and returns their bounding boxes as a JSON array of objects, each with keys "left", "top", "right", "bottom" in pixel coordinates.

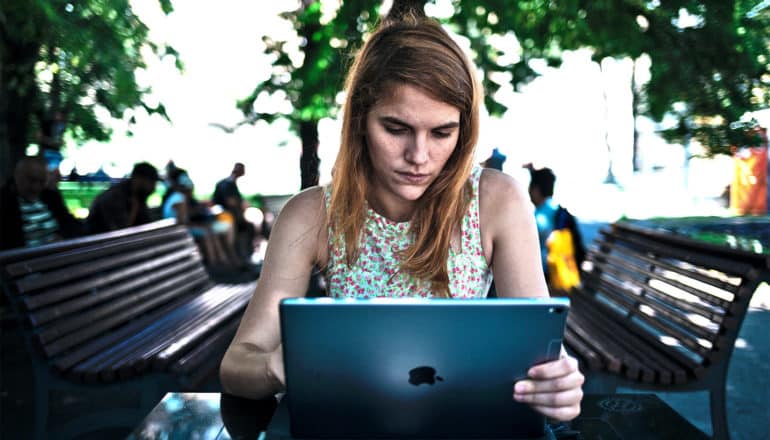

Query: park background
[
  {"left": 4, "top": 0, "right": 769, "bottom": 224},
  {"left": 1, "top": 1, "right": 769, "bottom": 439}
]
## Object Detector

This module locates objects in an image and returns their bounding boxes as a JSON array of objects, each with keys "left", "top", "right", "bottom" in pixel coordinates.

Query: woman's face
[{"left": 364, "top": 83, "right": 460, "bottom": 221}]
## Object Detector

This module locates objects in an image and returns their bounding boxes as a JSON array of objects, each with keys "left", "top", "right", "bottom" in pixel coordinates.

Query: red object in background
[{"left": 730, "top": 128, "right": 768, "bottom": 215}]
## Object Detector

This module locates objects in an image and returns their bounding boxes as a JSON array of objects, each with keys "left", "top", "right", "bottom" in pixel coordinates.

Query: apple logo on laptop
[{"left": 408, "top": 366, "right": 444, "bottom": 386}]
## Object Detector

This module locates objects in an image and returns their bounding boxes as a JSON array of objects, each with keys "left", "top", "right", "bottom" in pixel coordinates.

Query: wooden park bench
[
  {"left": 564, "top": 220, "right": 770, "bottom": 440},
  {"left": 0, "top": 219, "right": 256, "bottom": 440}
]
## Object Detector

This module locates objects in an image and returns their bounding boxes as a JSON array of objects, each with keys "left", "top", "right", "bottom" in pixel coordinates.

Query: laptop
[{"left": 268, "top": 297, "right": 569, "bottom": 439}]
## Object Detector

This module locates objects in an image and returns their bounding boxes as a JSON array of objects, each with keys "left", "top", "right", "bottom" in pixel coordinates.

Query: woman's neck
[{"left": 365, "top": 190, "right": 415, "bottom": 223}]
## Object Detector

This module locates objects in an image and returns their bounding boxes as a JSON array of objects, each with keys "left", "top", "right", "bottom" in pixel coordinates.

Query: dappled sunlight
[
  {"left": 686, "top": 313, "right": 719, "bottom": 333},
  {"left": 659, "top": 335, "right": 682, "bottom": 347},
  {"left": 638, "top": 304, "right": 656, "bottom": 317},
  {"left": 648, "top": 278, "right": 705, "bottom": 304},
  {"left": 654, "top": 269, "right": 735, "bottom": 303},
  {"left": 749, "top": 282, "right": 770, "bottom": 311},
  {"left": 696, "top": 338, "right": 713, "bottom": 350},
  {"left": 734, "top": 338, "right": 749, "bottom": 350}
]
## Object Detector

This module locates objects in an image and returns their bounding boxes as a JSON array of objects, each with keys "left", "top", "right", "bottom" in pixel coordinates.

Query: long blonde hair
[{"left": 328, "top": 11, "right": 482, "bottom": 296}]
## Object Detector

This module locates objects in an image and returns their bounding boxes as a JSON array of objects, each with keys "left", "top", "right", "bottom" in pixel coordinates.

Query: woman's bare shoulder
[
  {"left": 278, "top": 186, "right": 326, "bottom": 226},
  {"left": 268, "top": 186, "right": 328, "bottom": 262},
  {"left": 478, "top": 168, "right": 531, "bottom": 212}
]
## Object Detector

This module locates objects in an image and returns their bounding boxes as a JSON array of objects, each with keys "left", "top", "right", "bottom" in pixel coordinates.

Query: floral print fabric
[{"left": 325, "top": 167, "right": 492, "bottom": 298}]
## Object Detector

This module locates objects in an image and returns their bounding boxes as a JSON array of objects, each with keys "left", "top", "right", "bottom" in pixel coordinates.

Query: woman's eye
[
  {"left": 385, "top": 126, "right": 407, "bottom": 134},
  {"left": 433, "top": 130, "right": 452, "bottom": 138}
]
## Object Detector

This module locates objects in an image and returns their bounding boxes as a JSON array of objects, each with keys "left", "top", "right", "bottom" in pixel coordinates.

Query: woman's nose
[{"left": 405, "top": 133, "right": 429, "bottom": 165}]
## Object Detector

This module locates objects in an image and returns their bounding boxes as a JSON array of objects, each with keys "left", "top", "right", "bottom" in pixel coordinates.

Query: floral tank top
[{"left": 324, "top": 166, "right": 493, "bottom": 298}]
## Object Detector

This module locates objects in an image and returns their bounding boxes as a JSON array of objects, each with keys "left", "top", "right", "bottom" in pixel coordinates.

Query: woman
[{"left": 220, "top": 11, "right": 583, "bottom": 421}]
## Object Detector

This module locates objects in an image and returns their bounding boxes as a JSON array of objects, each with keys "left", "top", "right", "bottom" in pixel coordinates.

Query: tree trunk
[
  {"left": 599, "top": 61, "right": 617, "bottom": 184},
  {"left": 299, "top": 120, "right": 320, "bottom": 189},
  {"left": 387, "top": 0, "right": 427, "bottom": 18},
  {"left": 631, "top": 58, "right": 640, "bottom": 172},
  {"left": 0, "top": 40, "right": 40, "bottom": 183}
]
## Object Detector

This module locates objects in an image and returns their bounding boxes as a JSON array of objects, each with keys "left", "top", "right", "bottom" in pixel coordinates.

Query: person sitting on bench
[{"left": 0, "top": 156, "right": 83, "bottom": 250}]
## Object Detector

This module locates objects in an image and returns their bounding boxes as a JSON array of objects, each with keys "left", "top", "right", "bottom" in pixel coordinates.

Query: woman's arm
[
  {"left": 220, "top": 187, "right": 327, "bottom": 399},
  {"left": 174, "top": 199, "right": 189, "bottom": 225},
  {"left": 478, "top": 169, "right": 548, "bottom": 298},
  {"left": 478, "top": 169, "right": 583, "bottom": 421}
]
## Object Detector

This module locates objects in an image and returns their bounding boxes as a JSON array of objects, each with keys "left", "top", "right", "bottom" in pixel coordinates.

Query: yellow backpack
[{"left": 545, "top": 207, "right": 585, "bottom": 292}]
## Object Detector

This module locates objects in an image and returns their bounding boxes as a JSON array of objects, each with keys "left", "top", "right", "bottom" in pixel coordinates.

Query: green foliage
[
  {"left": 1, "top": 0, "right": 179, "bottom": 145},
  {"left": 241, "top": 0, "right": 770, "bottom": 157},
  {"left": 634, "top": 1, "right": 770, "bottom": 154},
  {"left": 450, "top": 0, "right": 770, "bottom": 153},
  {"left": 238, "top": 1, "right": 382, "bottom": 131}
]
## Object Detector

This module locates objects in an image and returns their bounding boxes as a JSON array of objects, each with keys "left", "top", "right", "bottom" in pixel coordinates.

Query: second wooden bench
[
  {"left": 564, "top": 221, "right": 768, "bottom": 440},
  {"left": 0, "top": 219, "right": 256, "bottom": 439}
]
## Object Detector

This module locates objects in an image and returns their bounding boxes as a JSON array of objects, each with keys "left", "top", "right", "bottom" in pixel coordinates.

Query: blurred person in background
[
  {"left": 213, "top": 162, "right": 257, "bottom": 264},
  {"left": 1, "top": 156, "right": 83, "bottom": 250},
  {"left": 163, "top": 168, "right": 240, "bottom": 269},
  {"left": 525, "top": 164, "right": 585, "bottom": 292},
  {"left": 482, "top": 147, "right": 507, "bottom": 171},
  {"left": 86, "top": 162, "right": 160, "bottom": 234}
]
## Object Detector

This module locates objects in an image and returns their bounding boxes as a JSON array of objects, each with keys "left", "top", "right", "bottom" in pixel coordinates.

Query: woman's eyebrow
[
  {"left": 433, "top": 121, "right": 460, "bottom": 130},
  {"left": 379, "top": 116, "right": 459, "bottom": 130},
  {"left": 379, "top": 116, "right": 411, "bottom": 128}
]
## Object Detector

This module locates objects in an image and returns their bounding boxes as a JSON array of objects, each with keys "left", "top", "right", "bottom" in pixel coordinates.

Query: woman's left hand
[{"left": 513, "top": 353, "right": 584, "bottom": 421}]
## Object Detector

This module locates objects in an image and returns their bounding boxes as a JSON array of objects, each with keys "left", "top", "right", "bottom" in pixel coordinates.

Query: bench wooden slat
[
  {"left": 590, "top": 242, "right": 733, "bottom": 312},
  {"left": 169, "top": 318, "right": 241, "bottom": 375},
  {"left": 567, "top": 305, "right": 645, "bottom": 379},
  {"left": 571, "top": 293, "right": 689, "bottom": 384},
  {"left": 601, "top": 228, "right": 755, "bottom": 277},
  {"left": 614, "top": 221, "right": 769, "bottom": 269},
  {"left": 30, "top": 260, "right": 205, "bottom": 328},
  {"left": 14, "top": 237, "right": 193, "bottom": 294},
  {"left": 115, "top": 285, "right": 253, "bottom": 380},
  {"left": 564, "top": 308, "right": 624, "bottom": 374},
  {"left": 586, "top": 263, "right": 721, "bottom": 344},
  {"left": 22, "top": 247, "right": 199, "bottom": 310},
  {"left": 5, "top": 227, "right": 189, "bottom": 278},
  {"left": 153, "top": 283, "right": 254, "bottom": 370},
  {"left": 77, "top": 286, "right": 238, "bottom": 383},
  {"left": 575, "top": 283, "right": 706, "bottom": 377},
  {"left": 584, "top": 271, "right": 713, "bottom": 360},
  {"left": 53, "top": 293, "right": 197, "bottom": 376},
  {"left": 590, "top": 256, "right": 727, "bottom": 326},
  {"left": 37, "top": 270, "right": 210, "bottom": 354},
  {"left": 0, "top": 219, "right": 178, "bottom": 271},
  {"left": 563, "top": 326, "right": 603, "bottom": 371},
  {"left": 596, "top": 232, "right": 742, "bottom": 295},
  {"left": 108, "top": 284, "right": 248, "bottom": 380},
  {"left": 70, "top": 292, "right": 219, "bottom": 383}
]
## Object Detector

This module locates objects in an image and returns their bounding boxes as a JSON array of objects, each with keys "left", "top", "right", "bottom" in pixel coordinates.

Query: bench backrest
[
  {"left": 0, "top": 220, "right": 212, "bottom": 363},
  {"left": 579, "top": 222, "right": 763, "bottom": 378}
]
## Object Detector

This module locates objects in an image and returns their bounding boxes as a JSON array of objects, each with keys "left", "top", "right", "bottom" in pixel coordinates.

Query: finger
[
  {"left": 530, "top": 403, "right": 582, "bottom": 422},
  {"left": 514, "top": 370, "right": 584, "bottom": 394},
  {"left": 528, "top": 356, "right": 580, "bottom": 379},
  {"left": 514, "top": 387, "right": 583, "bottom": 408}
]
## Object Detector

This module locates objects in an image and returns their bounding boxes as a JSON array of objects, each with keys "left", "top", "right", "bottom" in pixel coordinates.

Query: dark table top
[{"left": 128, "top": 393, "right": 708, "bottom": 440}]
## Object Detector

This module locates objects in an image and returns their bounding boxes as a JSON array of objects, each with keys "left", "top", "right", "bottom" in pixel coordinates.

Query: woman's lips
[{"left": 397, "top": 171, "right": 430, "bottom": 184}]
